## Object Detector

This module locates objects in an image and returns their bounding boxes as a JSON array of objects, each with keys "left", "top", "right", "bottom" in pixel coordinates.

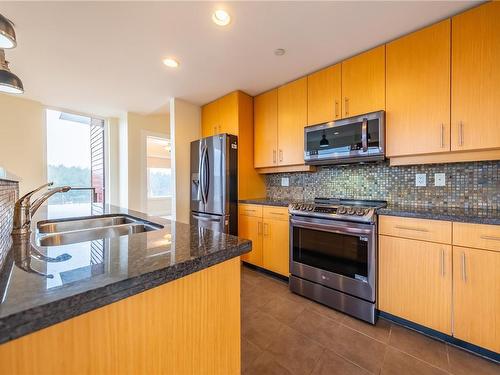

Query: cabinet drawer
[
  {"left": 379, "top": 216, "right": 452, "bottom": 244},
  {"left": 453, "top": 222, "right": 500, "bottom": 252},
  {"left": 263, "top": 206, "right": 289, "bottom": 221},
  {"left": 238, "top": 204, "right": 262, "bottom": 218}
]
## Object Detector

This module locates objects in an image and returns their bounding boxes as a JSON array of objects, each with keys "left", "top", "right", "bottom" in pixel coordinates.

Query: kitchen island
[{"left": 0, "top": 204, "right": 250, "bottom": 374}]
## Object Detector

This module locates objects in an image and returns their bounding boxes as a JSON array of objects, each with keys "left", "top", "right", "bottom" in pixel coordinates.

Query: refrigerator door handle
[
  {"left": 202, "top": 145, "right": 210, "bottom": 204},
  {"left": 197, "top": 145, "right": 205, "bottom": 204},
  {"left": 200, "top": 145, "right": 208, "bottom": 204}
]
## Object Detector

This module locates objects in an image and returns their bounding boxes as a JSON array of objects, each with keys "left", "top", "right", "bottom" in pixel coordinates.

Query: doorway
[{"left": 145, "top": 136, "right": 172, "bottom": 218}]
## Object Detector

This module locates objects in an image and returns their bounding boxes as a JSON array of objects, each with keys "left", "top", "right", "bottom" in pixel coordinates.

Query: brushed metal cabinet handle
[
  {"left": 263, "top": 223, "right": 269, "bottom": 236},
  {"left": 279, "top": 150, "right": 283, "bottom": 162},
  {"left": 258, "top": 222, "right": 262, "bottom": 235},
  {"left": 459, "top": 121, "right": 464, "bottom": 146},
  {"left": 480, "top": 235, "right": 500, "bottom": 241},
  {"left": 461, "top": 252, "right": 467, "bottom": 282},
  {"left": 394, "top": 225, "right": 429, "bottom": 233},
  {"left": 440, "top": 124, "right": 445, "bottom": 148},
  {"left": 440, "top": 249, "right": 445, "bottom": 277},
  {"left": 335, "top": 100, "right": 339, "bottom": 118},
  {"left": 344, "top": 97, "right": 349, "bottom": 116},
  {"left": 273, "top": 150, "right": 277, "bottom": 164}
]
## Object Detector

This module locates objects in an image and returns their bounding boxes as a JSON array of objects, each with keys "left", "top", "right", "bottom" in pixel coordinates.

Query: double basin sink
[{"left": 36, "top": 215, "right": 163, "bottom": 247}]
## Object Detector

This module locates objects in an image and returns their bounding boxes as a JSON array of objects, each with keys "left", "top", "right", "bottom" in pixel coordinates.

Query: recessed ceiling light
[
  {"left": 163, "top": 58, "right": 179, "bottom": 68},
  {"left": 274, "top": 48, "right": 286, "bottom": 56},
  {"left": 212, "top": 10, "right": 231, "bottom": 26}
]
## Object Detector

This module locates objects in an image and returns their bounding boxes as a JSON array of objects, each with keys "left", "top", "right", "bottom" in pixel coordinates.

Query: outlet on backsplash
[
  {"left": 415, "top": 173, "right": 426, "bottom": 187},
  {"left": 434, "top": 173, "right": 446, "bottom": 187},
  {"left": 281, "top": 177, "right": 290, "bottom": 187}
]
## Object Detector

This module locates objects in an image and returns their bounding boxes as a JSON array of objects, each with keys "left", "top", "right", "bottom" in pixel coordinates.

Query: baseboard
[{"left": 241, "top": 262, "right": 289, "bottom": 283}]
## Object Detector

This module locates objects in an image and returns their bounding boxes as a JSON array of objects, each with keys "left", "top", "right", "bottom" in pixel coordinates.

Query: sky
[{"left": 46, "top": 109, "right": 91, "bottom": 169}]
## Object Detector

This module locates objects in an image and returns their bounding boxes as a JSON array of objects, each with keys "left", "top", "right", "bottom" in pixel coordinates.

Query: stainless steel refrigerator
[{"left": 190, "top": 134, "right": 238, "bottom": 235}]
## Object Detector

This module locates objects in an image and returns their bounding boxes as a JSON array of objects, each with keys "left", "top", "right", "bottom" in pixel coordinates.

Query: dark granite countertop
[
  {"left": 378, "top": 205, "right": 500, "bottom": 225},
  {"left": 239, "top": 198, "right": 296, "bottom": 207},
  {"left": 0, "top": 204, "right": 251, "bottom": 345}
]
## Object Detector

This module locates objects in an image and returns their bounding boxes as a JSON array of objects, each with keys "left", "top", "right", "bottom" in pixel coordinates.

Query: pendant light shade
[
  {"left": 0, "top": 14, "right": 16, "bottom": 49},
  {"left": 0, "top": 50, "right": 23, "bottom": 94}
]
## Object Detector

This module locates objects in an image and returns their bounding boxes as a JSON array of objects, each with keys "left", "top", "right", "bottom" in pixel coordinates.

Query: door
[
  {"left": 453, "top": 246, "right": 500, "bottom": 352},
  {"left": 379, "top": 236, "right": 452, "bottom": 334},
  {"left": 218, "top": 92, "right": 239, "bottom": 135},
  {"left": 277, "top": 77, "right": 307, "bottom": 166},
  {"left": 254, "top": 89, "right": 278, "bottom": 168},
  {"left": 203, "top": 135, "right": 226, "bottom": 216},
  {"left": 263, "top": 218, "right": 289, "bottom": 276},
  {"left": 451, "top": 2, "right": 500, "bottom": 151},
  {"left": 201, "top": 101, "right": 219, "bottom": 137},
  {"left": 386, "top": 20, "right": 451, "bottom": 157},
  {"left": 239, "top": 214, "right": 263, "bottom": 266},
  {"left": 342, "top": 46, "right": 385, "bottom": 118},
  {"left": 307, "top": 64, "right": 342, "bottom": 125}
]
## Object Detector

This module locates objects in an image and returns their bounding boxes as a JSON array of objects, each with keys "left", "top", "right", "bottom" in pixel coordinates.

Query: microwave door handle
[{"left": 361, "top": 118, "right": 368, "bottom": 152}]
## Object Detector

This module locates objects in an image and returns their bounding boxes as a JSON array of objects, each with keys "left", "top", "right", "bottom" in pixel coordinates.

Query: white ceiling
[{"left": 1, "top": 1, "right": 478, "bottom": 117}]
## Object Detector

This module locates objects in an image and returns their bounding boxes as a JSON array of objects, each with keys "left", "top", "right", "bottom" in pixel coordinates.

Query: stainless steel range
[{"left": 288, "top": 198, "right": 386, "bottom": 324}]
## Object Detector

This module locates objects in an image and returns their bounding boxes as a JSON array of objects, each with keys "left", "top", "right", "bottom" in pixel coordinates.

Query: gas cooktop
[{"left": 288, "top": 198, "right": 387, "bottom": 223}]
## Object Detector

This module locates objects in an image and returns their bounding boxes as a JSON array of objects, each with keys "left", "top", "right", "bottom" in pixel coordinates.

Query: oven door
[{"left": 290, "top": 215, "right": 376, "bottom": 302}]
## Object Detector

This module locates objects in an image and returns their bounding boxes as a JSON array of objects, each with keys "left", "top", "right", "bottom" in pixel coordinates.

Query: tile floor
[{"left": 241, "top": 266, "right": 500, "bottom": 375}]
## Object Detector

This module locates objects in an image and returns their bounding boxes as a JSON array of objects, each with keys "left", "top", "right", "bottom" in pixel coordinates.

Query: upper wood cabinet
[
  {"left": 453, "top": 246, "right": 500, "bottom": 353},
  {"left": 201, "top": 100, "right": 219, "bottom": 138},
  {"left": 379, "top": 235, "right": 452, "bottom": 334},
  {"left": 451, "top": 2, "right": 500, "bottom": 152},
  {"left": 254, "top": 89, "right": 278, "bottom": 168},
  {"left": 277, "top": 78, "right": 307, "bottom": 166},
  {"left": 386, "top": 20, "right": 451, "bottom": 157},
  {"left": 341, "top": 46, "right": 385, "bottom": 118},
  {"left": 307, "top": 64, "right": 342, "bottom": 125},
  {"left": 201, "top": 92, "right": 239, "bottom": 137}
]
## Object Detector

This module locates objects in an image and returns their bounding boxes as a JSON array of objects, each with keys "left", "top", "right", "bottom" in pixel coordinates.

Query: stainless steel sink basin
[
  {"left": 37, "top": 215, "right": 142, "bottom": 234},
  {"left": 36, "top": 214, "right": 163, "bottom": 247}
]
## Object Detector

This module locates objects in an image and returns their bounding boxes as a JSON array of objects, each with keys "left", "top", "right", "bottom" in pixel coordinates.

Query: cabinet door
[
  {"left": 263, "top": 218, "right": 290, "bottom": 276},
  {"left": 254, "top": 89, "right": 278, "bottom": 168},
  {"left": 307, "top": 64, "right": 342, "bottom": 125},
  {"left": 342, "top": 46, "right": 385, "bottom": 118},
  {"left": 277, "top": 78, "right": 307, "bottom": 166},
  {"left": 379, "top": 235, "right": 452, "bottom": 334},
  {"left": 453, "top": 246, "right": 500, "bottom": 352},
  {"left": 201, "top": 101, "right": 219, "bottom": 138},
  {"left": 451, "top": 2, "right": 500, "bottom": 151},
  {"left": 239, "top": 214, "right": 263, "bottom": 267},
  {"left": 386, "top": 20, "right": 451, "bottom": 157},
  {"left": 218, "top": 92, "right": 239, "bottom": 136}
]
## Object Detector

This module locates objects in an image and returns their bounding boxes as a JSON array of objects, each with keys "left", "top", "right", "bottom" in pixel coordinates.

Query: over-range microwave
[{"left": 304, "top": 110, "right": 385, "bottom": 165}]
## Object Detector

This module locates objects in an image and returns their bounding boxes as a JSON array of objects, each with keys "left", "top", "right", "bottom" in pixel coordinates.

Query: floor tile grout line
[{"left": 387, "top": 346, "right": 454, "bottom": 374}]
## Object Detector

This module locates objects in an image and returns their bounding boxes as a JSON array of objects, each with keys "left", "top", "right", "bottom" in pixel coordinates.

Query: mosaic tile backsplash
[
  {"left": 0, "top": 179, "right": 17, "bottom": 272},
  {"left": 265, "top": 161, "right": 500, "bottom": 210}
]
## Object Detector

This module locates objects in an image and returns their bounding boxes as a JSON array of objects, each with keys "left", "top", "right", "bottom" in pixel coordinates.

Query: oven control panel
[{"left": 289, "top": 203, "right": 376, "bottom": 223}]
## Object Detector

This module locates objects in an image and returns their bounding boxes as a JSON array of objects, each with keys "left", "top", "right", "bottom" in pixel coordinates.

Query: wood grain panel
[
  {"left": 254, "top": 89, "right": 278, "bottom": 168},
  {"left": 263, "top": 205, "right": 289, "bottom": 221},
  {"left": 0, "top": 258, "right": 241, "bottom": 375},
  {"left": 201, "top": 100, "right": 219, "bottom": 137},
  {"left": 379, "top": 216, "right": 452, "bottom": 244},
  {"left": 218, "top": 91, "right": 239, "bottom": 135},
  {"left": 238, "top": 203, "right": 263, "bottom": 218},
  {"left": 341, "top": 45, "right": 385, "bottom": 118},
  {"left": 388, "top": 149, "right": 500, "bottom": 166},
  {"left": 451, "top": 2, "right": 500, "bottom": 151},
  {"left": 453, "top": 222, "right": 500, "bottom": 252},
  {"left": 307, "top": 64, "right": 342, "bottom": 125},
  {"left": 256, "top": 165, "right": 316, "bottom": 174},
  {"left": 239, "top": 214, "right": 263, "bottom": 267},
  {"left": 379, "top": 235, "right": 452, "bottom": 334},
  {"left": 453, "top": 246, "right": 500, "bottom": 352},
  {"left": 386, "top": 20, "right": 451, "bottom": 157},
  {"left": 277, "top": 77, "right": 308, "bottom": 166},
  {"left": 263, "top": 218, "right": 290, "bottom": 276}
]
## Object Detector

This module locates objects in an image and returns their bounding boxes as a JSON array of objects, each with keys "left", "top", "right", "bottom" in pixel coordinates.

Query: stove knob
[
  {"left": 308, "top": 206, "right": 314, "bottom": 211},
  {"left": 347, "top": 207, "right": 355, "bottom": 215},
  {"left": 355, "top": 207, "right": 365, "bottom": 216},
  {"left": 337, "top": 206, "right": 346, "bottom": 214}
]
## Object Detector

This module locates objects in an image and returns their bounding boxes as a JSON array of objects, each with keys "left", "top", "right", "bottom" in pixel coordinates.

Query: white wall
[
  {"left": 107, "top": 117, "right": 120, "bottom": 206},
  {"left": 170, "top": 98, "right": 201, "bottom": 224},
  {"left": 0, "top": 94, "right": 46, "bottom": 194}
]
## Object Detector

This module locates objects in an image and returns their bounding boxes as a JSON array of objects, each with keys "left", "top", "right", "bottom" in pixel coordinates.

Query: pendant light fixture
[
  {"left": 0, "top": 14, "right": 16, "bottom": 49},
  {"left": 0, "top": 13, "right": 23, "bottom": 94},
  {"left": 0, "top": 49, "right": 23, "bottom": 94}
]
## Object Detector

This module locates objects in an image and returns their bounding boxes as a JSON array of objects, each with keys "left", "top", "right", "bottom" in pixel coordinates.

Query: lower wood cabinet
[
  {"left": 452, "top": 246, "right": 500, "bottom": 353},
  {"left": 379, "top": 235, "right": 452, "bottom": 334},
  {"left": 238, "top": 204, "right": 289, "bottom": 276}
]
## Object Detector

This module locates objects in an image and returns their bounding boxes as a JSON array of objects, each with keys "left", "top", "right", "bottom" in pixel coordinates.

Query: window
[{"left": 148, "top": 168, "right": 172, "bottom": 198}]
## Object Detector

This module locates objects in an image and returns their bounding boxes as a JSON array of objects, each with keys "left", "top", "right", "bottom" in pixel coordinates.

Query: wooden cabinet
[
  {"left": 201, "top": 91, "right": 266, "bottom": 200},
  {"left": 307, "top": 64, "right": 342, "bottom": 125},
  {"left": 277, "top": 78, "right": 307, "bottom": 166},
  {"left": 386, "top": 20, "right": 451, "bottom": 157},
  {"left": 254, "top": 89, "right": 278, "bottom": 168},
  {"left": 379, "top": 235, "right": 452, "bottom": 334},
  {"left": 239, "top": 214, "right": 263, "bottom": 266},
  {"left": 452, "top": 246, "right": 500, "bottom": 352},
  {"left": 341, "top": 46, "right": 385, "bottom": 118},
  {"left": 239, "top": 204, "right": 289, "bottom": 276},
  {"left": 379, "top": 216, "right": 452, "bottom": 244},
  {"left": 451, "top": 2, "right": 500, "bottom": 152}
]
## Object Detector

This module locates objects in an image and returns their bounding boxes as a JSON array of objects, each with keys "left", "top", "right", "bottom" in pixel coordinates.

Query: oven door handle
[{"left": 290, "top": 218, "right": 374, "bottom": 236}]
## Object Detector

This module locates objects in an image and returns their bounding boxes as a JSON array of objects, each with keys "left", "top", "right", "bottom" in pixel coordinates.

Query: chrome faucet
[{"left": 12, "top": 182, "right": 72, "bottom": 236}]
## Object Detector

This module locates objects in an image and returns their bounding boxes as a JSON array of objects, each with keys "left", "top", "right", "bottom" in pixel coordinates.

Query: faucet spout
[{"left": 30, "top": 186, "right": 71, "bottom": 216}]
